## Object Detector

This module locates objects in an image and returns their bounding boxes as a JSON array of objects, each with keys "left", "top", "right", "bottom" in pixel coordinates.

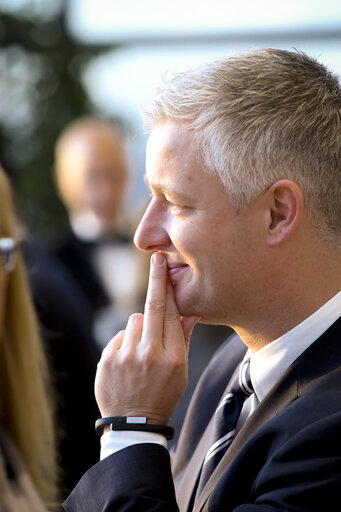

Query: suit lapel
[
  {"left": 176, "top": 363, "right": 243, "bottom": 512},
  {"left": 176, "top": 317, "right": 341, "bottom": 512},
  {"left": 175, "top": 413, "right": 214, "bottom": 512},
  {"left": 194, "top": 363, "right": 299, "bottom": 511},
  {"left": 195, "top": 316, "right": 341, "bottom": 511},
  {"left": 174, "top": 335, "right": 246, "bottom": 512}
]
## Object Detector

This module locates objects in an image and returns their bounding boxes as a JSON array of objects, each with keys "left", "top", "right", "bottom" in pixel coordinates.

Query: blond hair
[
  {"left": 142, "top": 48, "right": 341, "bottom": 248},
  {"left": 0, "top": 168, "right": 58, "bottom": 507}
]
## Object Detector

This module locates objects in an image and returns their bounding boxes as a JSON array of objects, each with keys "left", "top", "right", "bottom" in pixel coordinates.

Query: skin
[
  {"left": 134, "top": 122, "right": 268, "bottom": 326},
  {"left": 96, "top": 252, "right": 198, "bottom": 424},
  {"left": 55, "top": 126, "right": 128, "bottom": 232},
  {"left": 95, "top": 120, "right": 341, "bottom": 424}
]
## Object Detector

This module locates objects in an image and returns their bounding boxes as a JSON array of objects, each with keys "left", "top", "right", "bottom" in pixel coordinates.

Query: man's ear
[{"left": 265, "top": 180, "right": 303, "bottom": 246}]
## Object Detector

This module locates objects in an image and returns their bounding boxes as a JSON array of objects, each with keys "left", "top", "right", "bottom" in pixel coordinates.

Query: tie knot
[{"left": 238, "top": 359, "right": 253, "bottom": 397}]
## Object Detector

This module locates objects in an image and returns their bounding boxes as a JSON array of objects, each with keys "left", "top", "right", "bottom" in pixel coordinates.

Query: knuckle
[
  {"left": 129, "top": 312, "right": 143, "bottom": 323},
  {"left": 100, "top": 348, "right": 114, "bottom": 366},
  {"left": 140, "top": 345, "right": 157, "bottom": 367},
  {"left": 146, "top": 298, "right": 165, "bottom": 313},
  {"left": 120, "top": 349, "right": 135, "bottom": 367},
  {"left": 100, "top": 330, "right": 124, "bottom": 361},
  {"left": 128, "top": 313, "right": 144, "bottom": 330},
  {"left": 164, "top": 308, "right": 179, "bottom": 322},
  {"left": 108, "top": 330, "right": 125, "bottom": 346},
  {"left": 170, "top": 355, "right": 186, "bottom": 372}
]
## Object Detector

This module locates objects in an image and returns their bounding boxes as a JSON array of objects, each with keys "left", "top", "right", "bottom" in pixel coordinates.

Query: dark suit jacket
[
  {"left": 64, "top": 317, "right": 341, "bottom": 511},
  {"left": 52, "top": 228, "right": 130, "bottom": 321}
]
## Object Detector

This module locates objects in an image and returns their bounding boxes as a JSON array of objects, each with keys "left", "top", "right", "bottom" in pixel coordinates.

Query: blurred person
[
  {"left": 65, "top": 49, "right": 341, "bottom": 512},
  {"left": 0, "top": 166, "right": 58, "bottom": 510},
  {"left": 53, "top": 117, "right": 146, "bottom": 347}
]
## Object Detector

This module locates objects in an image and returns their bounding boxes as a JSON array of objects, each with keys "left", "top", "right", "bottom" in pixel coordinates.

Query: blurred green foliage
[{"left": 0, "top": 1, "right": 114, "bottom": 243}]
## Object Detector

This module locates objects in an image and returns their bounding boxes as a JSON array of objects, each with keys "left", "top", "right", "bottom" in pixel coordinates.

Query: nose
[{"left": 134, "top": 199, "right": 171, "bottom": 252}]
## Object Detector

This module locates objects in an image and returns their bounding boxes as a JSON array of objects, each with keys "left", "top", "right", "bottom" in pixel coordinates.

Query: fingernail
[{"left": 152, "top": 252, "right": 165, "bottom": 265}]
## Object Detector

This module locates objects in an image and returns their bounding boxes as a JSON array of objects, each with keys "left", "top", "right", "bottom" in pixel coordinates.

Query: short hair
[{"left": 141, "top": 48, "right": 341, "bottom": 248}]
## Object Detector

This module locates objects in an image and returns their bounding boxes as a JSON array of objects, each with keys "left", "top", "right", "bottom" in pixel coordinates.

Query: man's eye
[
  {"left": 168, "top": 203, "right": 181, "bottom": 212},
  {"left": 166, "top": 200, "right": 187, "bottom": 214}
]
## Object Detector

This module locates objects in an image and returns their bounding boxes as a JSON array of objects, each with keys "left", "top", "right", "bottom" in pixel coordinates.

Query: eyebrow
[{"left": 144, "top": 175, "right": 193, "bottom": 202}]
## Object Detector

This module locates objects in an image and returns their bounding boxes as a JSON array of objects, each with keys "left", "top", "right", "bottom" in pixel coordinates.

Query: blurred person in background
[
  {"left": 0, "top": 165, "right": 58, "bottom": 511},
  {"left": 52, "top": 117, "right": 147, "bottom": 348}
]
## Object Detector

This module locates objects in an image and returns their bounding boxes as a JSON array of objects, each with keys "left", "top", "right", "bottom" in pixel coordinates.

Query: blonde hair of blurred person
[
  {"left": 0, "top": 166, "right": 58, "bottom": 509},
  {"left": 54, "top": 117, "right": 129, "bottom": 238}
]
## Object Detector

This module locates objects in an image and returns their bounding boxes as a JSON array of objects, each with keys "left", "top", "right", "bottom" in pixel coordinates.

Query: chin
[
  {"left": 174, "top": 289, "right": 203, "bottom": 318},
  {"left": 175, "top": 293, "right": 225, "bottom": 326},
  {"left": 174, "top": 297, "right": 194, "bottom": 318}
]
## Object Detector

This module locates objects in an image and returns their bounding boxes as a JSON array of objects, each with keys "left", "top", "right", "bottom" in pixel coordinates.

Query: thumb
[{"left": 181, "top": 315, "right": 200, "bottom": 348}]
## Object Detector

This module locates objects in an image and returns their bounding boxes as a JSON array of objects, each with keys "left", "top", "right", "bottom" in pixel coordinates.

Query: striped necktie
[{"left": 195, "top": 359, "right": 253, "bottom": 498}]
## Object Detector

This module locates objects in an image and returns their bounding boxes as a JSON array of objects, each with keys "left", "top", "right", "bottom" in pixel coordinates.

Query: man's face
[
  {"left": 56, "top": 133, "right": 127, "bottom": 226},
  {"left": 134, "top": 121, "right": 265, "bottom": 325}
]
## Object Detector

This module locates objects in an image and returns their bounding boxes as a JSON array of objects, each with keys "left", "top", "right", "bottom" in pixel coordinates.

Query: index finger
[{"left": 141, "top": 251, "right": 168, "bottom": 345}]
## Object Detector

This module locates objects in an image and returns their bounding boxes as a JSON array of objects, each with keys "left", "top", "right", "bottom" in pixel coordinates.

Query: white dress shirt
[{"left": 100, "top": 291, "right": 341, "bottom": 460}]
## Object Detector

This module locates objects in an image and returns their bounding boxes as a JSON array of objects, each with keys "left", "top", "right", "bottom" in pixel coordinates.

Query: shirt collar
[{"left": 248, "top": 291, "right": 341, "bottom": 402}]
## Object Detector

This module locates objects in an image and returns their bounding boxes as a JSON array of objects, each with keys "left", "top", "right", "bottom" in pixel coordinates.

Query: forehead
[
  {"left": 59, "top": 138, "right": 127, "bottom": 186},
  {"left": 145, "top": 122, "right": 203, "bottom": 189},
  {"left": 146, "top": 121, "right": 197, "bottom": 160}
]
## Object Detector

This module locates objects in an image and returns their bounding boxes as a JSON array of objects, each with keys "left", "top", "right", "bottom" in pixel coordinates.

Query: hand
[{"left": 95, "top": 252, "right": 200, "bottom": 425}]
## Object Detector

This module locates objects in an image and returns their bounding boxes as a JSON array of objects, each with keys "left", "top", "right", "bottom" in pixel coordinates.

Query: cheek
[
  {"left": 212, "top": 238, "right": 224, "bottom": 248},
  {"left": 170, "top": 224, "right": 198, "bottom": 255}
]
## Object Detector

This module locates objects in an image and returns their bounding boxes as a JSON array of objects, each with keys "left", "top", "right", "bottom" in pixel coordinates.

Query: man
[
  {"left": 64, "top": 49, "right": 341, "bottom": 511},
  {"left": 53, "top": 117, "right": 146, "bottom": 346}
]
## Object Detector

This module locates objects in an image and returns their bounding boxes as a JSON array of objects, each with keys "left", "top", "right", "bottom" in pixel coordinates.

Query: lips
[{"left": 167, "top": 262, "right": 189, "bottom": 278}]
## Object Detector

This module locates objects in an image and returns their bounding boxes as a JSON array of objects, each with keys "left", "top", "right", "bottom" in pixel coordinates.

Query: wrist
[{"left": 95, "top": 416, "right": 175, "bottom": 440}]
